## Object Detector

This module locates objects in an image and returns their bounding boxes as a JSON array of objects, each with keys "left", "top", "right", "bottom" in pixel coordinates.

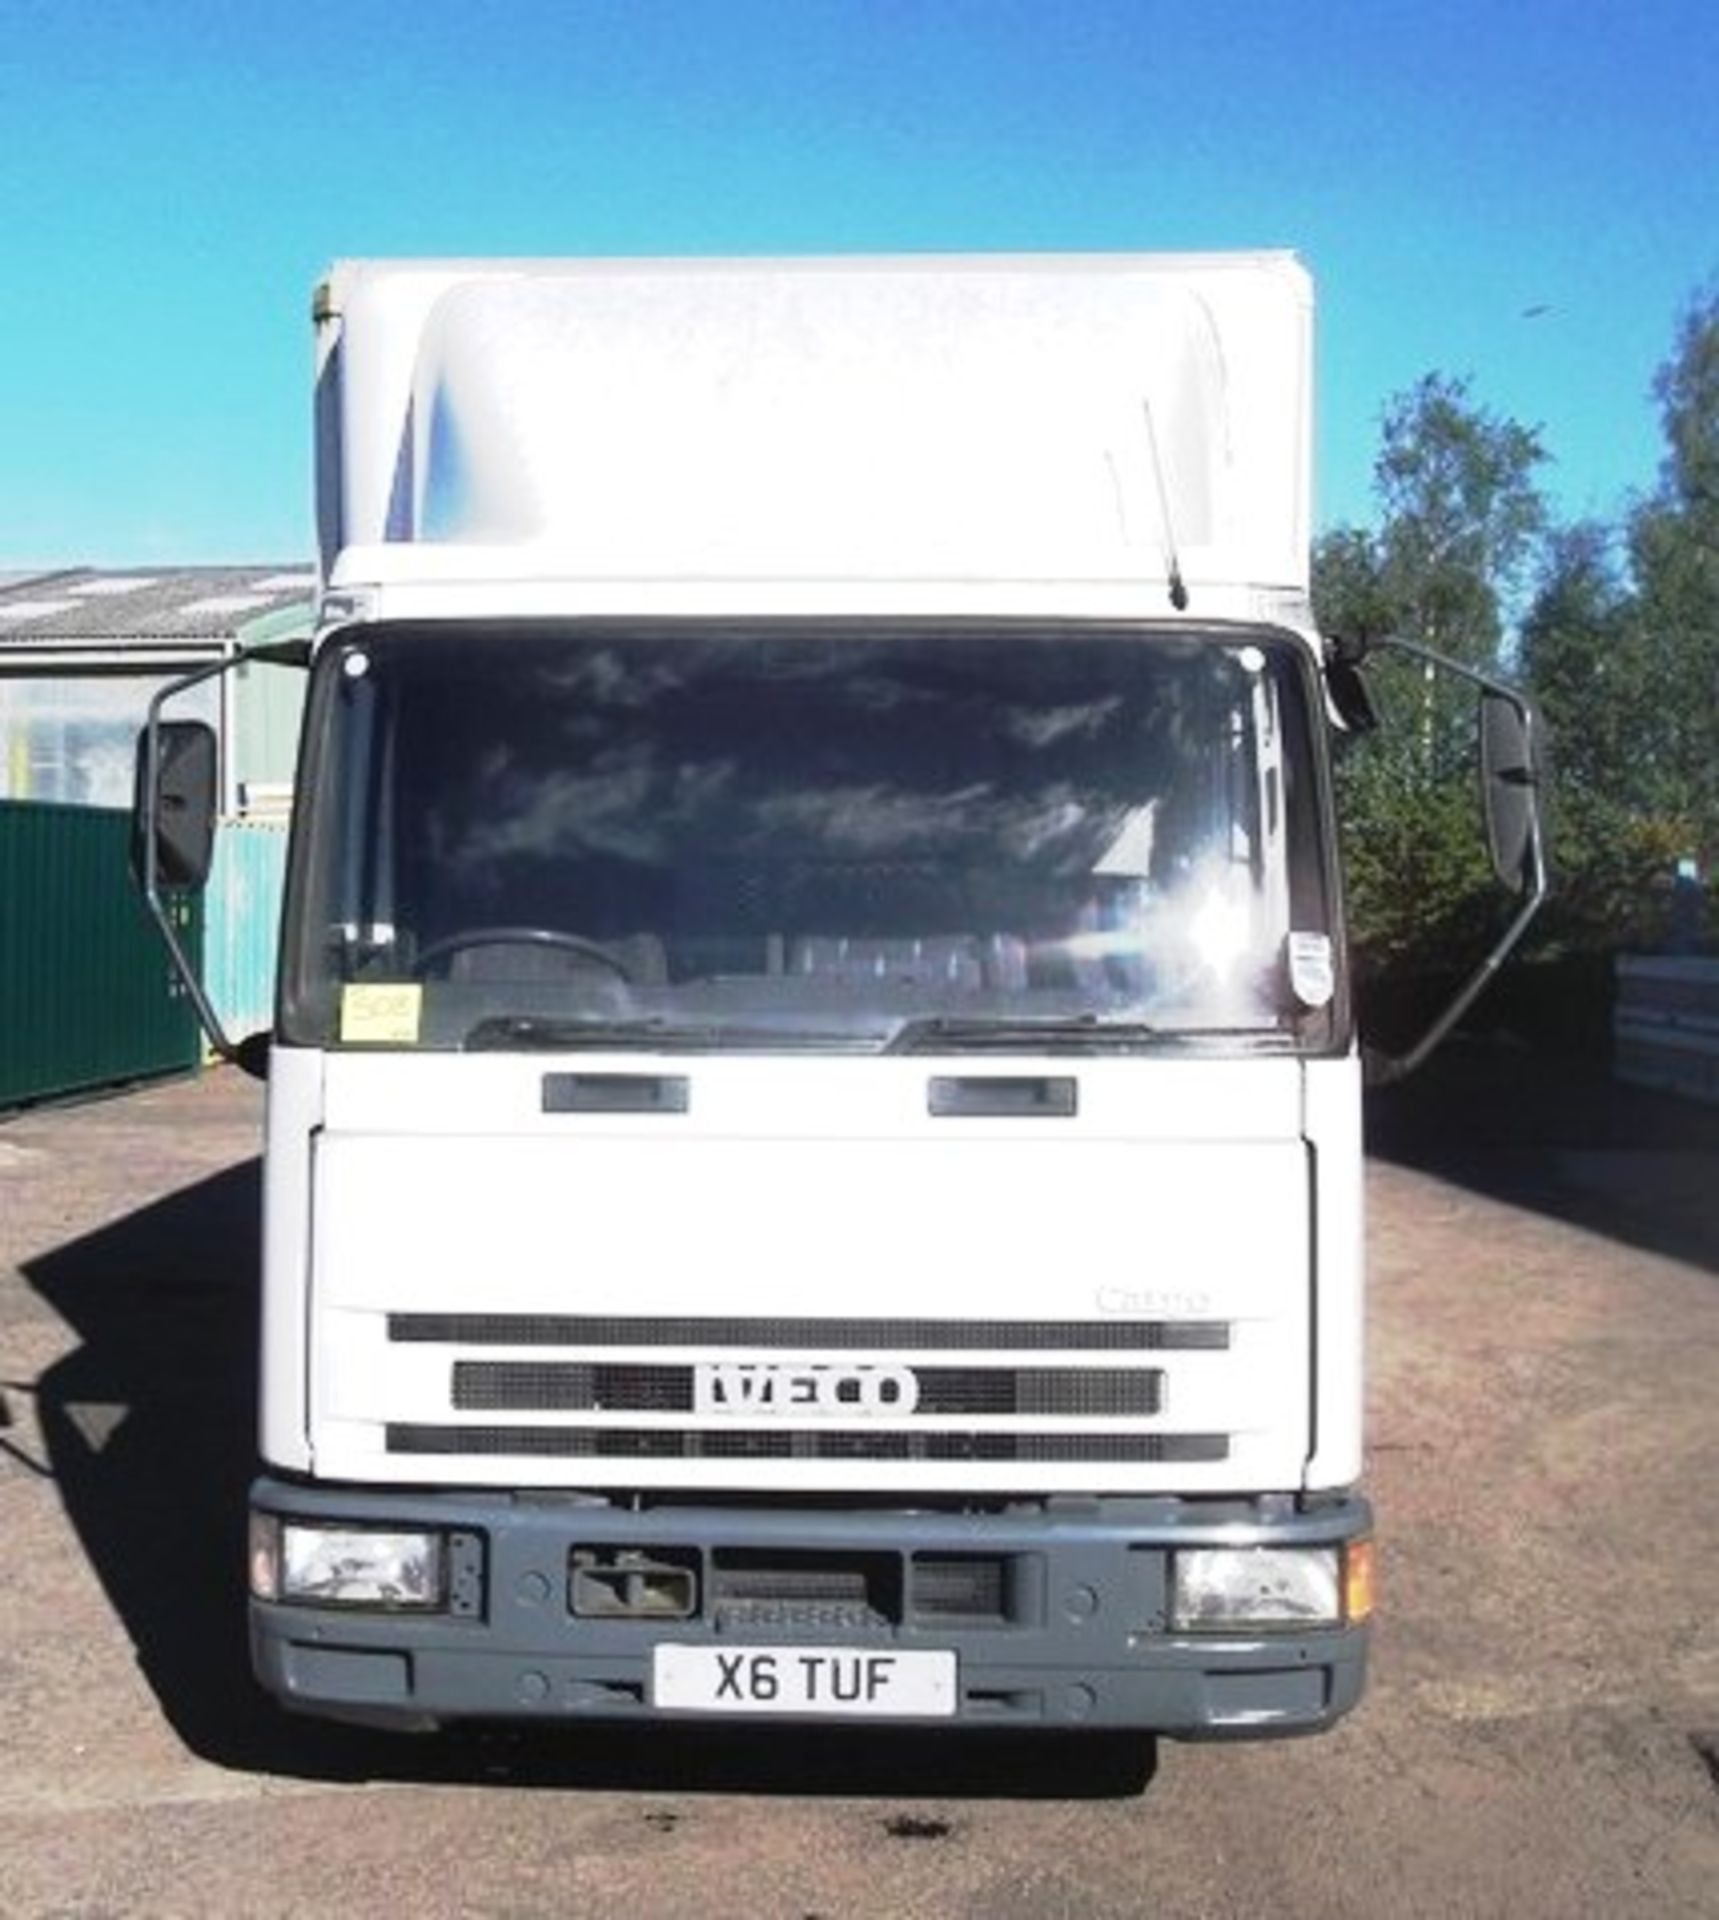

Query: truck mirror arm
[
  {"left": 1321, "top": 644, "right": 1380, "bottom": 733},
  {"left": 135, "top": 640, "right": 311, "bottom": 1079},
  {"left": 1347, "top": 635, "right": 1550, "bottom": 1090}
]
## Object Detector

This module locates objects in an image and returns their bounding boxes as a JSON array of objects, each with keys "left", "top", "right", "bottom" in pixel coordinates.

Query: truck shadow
[
  {"left": 1366, "top": 1039, "right": 1719, "bottom": 1276},
  {"left": 23, "top": 1166, "right": 1154, "bottom": 1799}
]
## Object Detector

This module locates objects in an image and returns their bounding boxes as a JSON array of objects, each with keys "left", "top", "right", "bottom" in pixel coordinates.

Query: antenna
[{"left": 1141, "top": 398, "right": 1190, "bottom": 611}]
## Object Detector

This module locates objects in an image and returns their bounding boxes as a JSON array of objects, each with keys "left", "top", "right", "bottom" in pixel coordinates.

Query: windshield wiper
[
  {"left": 462, "top": 1015, "right": 874, "bottom": 1053},
  {"left": 884, "top": 1015, "right": 1168, "bottom": 1055},
  {"left": 465, "top": 1013, "right": 1282, "bottom": 1055}
]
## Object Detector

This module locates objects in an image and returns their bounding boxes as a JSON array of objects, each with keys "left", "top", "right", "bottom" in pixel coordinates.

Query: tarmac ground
[{"left": 1, "top": 1043, "right": 1716, "bottom": 1917}]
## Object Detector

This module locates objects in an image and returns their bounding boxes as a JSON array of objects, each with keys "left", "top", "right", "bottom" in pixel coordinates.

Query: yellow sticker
[{"left": 339, "top": 982, "right": 424, "bottom": 1045}]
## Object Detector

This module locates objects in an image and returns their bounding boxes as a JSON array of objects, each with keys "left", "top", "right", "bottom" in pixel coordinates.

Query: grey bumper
[{"left": 251, "top": 1478, "right": 1369, "bottom": 1739}]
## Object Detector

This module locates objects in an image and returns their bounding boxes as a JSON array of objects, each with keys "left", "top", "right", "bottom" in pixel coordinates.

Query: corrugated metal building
[
  {"left": 0, "top": 565, "right": 313, "bottom": 813},
  {"left": 0, "top": 567, "right": 311, "bottom": 1103}
]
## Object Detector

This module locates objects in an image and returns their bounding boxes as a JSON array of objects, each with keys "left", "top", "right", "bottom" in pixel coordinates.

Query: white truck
[{"left": 136, "top": 253, "right": 1543, "bottom": 1738}]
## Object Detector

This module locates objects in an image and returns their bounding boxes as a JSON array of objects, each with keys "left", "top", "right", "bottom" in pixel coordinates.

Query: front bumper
[{"left": 250, "top": 1478, "right": 1370, "bottom": 1738}]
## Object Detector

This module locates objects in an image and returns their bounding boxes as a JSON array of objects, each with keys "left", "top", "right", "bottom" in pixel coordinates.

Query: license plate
[{"left": 652, "top": 1644, "right": 957, "bottom": 1718}]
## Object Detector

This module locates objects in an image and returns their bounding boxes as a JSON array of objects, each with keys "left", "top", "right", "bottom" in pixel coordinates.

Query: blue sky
[{"left": 1, "top": 0, "right": 1714, "bottom": 567}]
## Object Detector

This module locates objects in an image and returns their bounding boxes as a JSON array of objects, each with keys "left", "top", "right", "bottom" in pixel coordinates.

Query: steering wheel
[{"left": 411, "top": 927, "right": 638, "bottom": 981}]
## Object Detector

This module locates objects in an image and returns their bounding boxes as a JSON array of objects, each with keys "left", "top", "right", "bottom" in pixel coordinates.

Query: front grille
[
  {"left": 452, "top": 1361, "right": 1163, "bottom": 1417},
  {"left": 391, "top": 1314, "right": 1232, "bottom": 1479},
  {"left": 910, "top": 1554, "right": 1007, "bottom": 1622},
  {"left": 711, "top": 1551, "right": 899, "bottom": 1629},
  {"left": 455, "top": 1363, "right": 687, "bottom": 1413},
  {"left": 386, "top": 1423, "right": 1228, "bottom": 1463},
  {"left": 393, "top": 1313, "right": 1230, "bottom": 1352}
]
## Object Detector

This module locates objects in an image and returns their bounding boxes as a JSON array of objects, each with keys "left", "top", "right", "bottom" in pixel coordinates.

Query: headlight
[
  {"left": 1170, "top": 1545, "right": 1344, "bottom": 1631},
  {"left": 250, "top": 1515, "right": 444, "bottom": 1609}
]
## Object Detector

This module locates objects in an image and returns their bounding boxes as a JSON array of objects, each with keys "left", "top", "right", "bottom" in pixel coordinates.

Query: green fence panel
[
  {"left": 206, "top": 819, "right": 289, "bottom": 1042},
  {"left": 0, "top": 799, "right": 202, "bottom": 1108}
]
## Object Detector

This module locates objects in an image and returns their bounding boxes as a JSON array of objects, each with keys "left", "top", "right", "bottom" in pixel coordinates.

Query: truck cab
[{"left": 135, "top": 256, "right": 1539, "bottom": 1736}]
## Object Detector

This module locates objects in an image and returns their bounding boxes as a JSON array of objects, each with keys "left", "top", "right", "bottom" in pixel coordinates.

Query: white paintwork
[
  {"left": 1301, "top": 1054, "right": 1365, "bottom": 1488},
  {"left": 330, "top": 567, "right": 1315, "bottom": 648},
  {"left": 269, "top": 251, "right": 1367, "bottom": 1512},
  {"left": 296, "top": 1051, "right": 1315, "bottom": 1494},
  {"left": 317, "top": 254, "right": 1310, "bottom": 601},
  {"left": 321, "top": 1050, "right": 1302, "bottom": 1139},
  {"left": 260, "top": 1045, "right": 322, "bottom": 1470}
]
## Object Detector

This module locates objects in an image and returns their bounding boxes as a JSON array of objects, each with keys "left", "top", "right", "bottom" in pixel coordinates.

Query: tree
[
  {"left": 1647, "top": 278, "right": 1719, "bottom": 514},
  {"left": 1309, "top": 524, "right": 1390, "bottom": 647},
  {"left": 1372, "top": 373, "right": 1548, "bottom": 670},
  {"left": 1317, "top": 283, "right": 1719, "bottom": 990},
  {"left": 1626, "top": 280, "right": 1719, "bottom": 836},
  {"left": 1314, "top": 373, "right": 1550, "bottom": 974},
  {"left": 1519, "top": 523, "right": 1691, "bottom": 950},
  {"left": 1316, "top": 374, "right": 1549, "bottom": 668},
  {"left": 1499, "top": 279, "right": 1719, "bottom": 956},
  {"left": 1519, "top": 521, "right": 1639, "bottom": 803}
]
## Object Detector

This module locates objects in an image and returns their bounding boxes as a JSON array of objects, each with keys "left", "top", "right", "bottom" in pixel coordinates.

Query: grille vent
[
  {"left": 394, "top": 1313, "right": 1228, "bottom": 1352},
  {"left": 386, "top": 1424, "right": 1227, "bottom": 1464},
  {"left": 452, "top": 1361, "right": 1163, "bottom": 1418}
]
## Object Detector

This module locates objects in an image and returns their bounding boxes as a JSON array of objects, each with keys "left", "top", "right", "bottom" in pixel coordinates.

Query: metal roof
[{"left": 0, "top": 566, "right": 314, "bottom": 646}]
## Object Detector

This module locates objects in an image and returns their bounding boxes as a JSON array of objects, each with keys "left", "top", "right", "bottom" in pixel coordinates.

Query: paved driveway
[{"left": 2, "top": 1053, "right": 1715, "bottom": 1917}]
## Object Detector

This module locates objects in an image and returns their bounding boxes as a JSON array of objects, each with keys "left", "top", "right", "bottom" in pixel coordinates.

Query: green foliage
[
  {"left": 1320, "top": 279, "right": 1719, "bottom": 988},
  {"left": 1624, "top": 279, "right": 1719, "bottom": 835},
  {"left": 1315, "top": 373, "right": 1550, "bottom": 973},
  {"left": 1519, "top": 523, "right": 1639, "bottom": 801},
  {"left": 1515, "top": 521, "right": 1704, "bottom": 949},
  {"left": 1372, "top": 373, "right": 1548, "bottom": 667},
  {"left": 1330, "top": 656, "right": 1499, "bottom": 975},
  {"left": 1648, "top": 276, "right": 1719, "bottom": 513},
  {"left": 1516, "top": 282, "right": 1719, "bottom": 953},
  {"left": 1310, "top": 525, "right": 1391, "bottom": 645},
  {"left": 1537, "top": 798, "right": 1703, "bottom": 953}
]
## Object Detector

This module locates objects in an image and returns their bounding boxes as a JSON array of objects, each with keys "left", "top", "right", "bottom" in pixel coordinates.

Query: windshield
[{"left": 281, "top": 621, "right": 1336, "bottom": 1052}]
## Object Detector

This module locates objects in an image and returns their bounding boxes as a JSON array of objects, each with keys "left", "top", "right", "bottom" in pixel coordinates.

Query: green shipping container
[{"left": 0, "top": 799, "right": 203, "bottom": 1108}]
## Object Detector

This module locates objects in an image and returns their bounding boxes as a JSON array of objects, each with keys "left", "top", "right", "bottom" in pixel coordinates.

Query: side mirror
[
  {"left": 130, "top": 638, "right": 308, "bottom": 1068},
  {"left": 1324, "top": 657, "right": 1379, "bottom": 734},
  {"left": 133, "top": 719, "right": 218, "bottom": 893},
  {"left": 233, "top": 1029, "right": 272, "bottom": 1081},
  {"left": 1357, "top": 635, "right": 1550, "bottom": 1086},
  {"left": 1480, "top": 690, "right": 1541, "bottom": 894}
]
